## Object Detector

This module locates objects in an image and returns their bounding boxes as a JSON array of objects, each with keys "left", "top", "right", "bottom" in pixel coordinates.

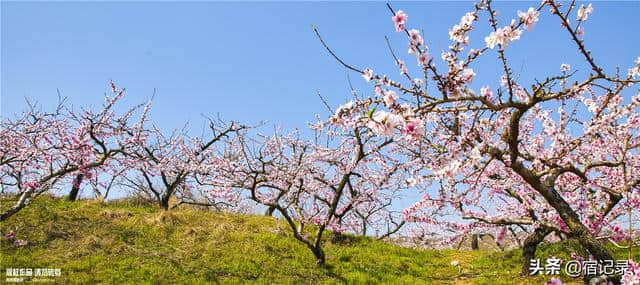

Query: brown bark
[
  {"left": 510, "top": 162, "right": 616, "bottom": 264},
  {"left": 471, "top": 234, "right": 480, "bottom": 250},
  {"left": 159, "top": 192, "right": 171, "bottom": 211},
  {"left": 504, "top": 168, "right": 619, "bottom": 283},
  {"left": 264, "top": 206, "right": 275, "bottom": 216},
  {"left": 456, "top": 236, "right": 466, "bottom": 250},
  {"left": 312, "top": 246, "right": 326, "bottom": 267},
  {"left": 520, "top": 227, "right": 551, "bottom": 276},
  {"left": 67, "top": 174, "right": 84, "bottom": 201}
]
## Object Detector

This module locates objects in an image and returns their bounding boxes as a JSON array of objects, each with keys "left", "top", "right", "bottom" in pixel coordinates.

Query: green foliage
[{"left": 1, "top": 197, "right": 635, "bottom": 284}]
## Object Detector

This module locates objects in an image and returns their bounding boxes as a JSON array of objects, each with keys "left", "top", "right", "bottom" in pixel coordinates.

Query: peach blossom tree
[{"left": 315, "top": 0, "right": 640, "bottom": 282}]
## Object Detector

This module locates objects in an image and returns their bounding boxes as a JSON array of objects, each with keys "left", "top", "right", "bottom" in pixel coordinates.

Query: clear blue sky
[
  {"left": 1, "top": 1, "right": 638, "bottom": 210},
  {"left": 2, "top": 1, "right": 638, "bottom": 133}
]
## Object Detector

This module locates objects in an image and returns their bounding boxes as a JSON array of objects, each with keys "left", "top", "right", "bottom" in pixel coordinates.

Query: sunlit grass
[{"left": 1, "top": 197, "right": 636, "bottom": 284}]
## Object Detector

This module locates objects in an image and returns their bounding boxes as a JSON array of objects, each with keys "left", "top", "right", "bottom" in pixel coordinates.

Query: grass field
[{"left": 1, "top": 197, "right": 637, "bottom": 284}]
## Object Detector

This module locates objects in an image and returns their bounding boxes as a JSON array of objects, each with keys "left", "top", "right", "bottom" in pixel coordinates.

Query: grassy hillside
[{"left": 0, "top": 197, "right": 635, "bottom": 284}]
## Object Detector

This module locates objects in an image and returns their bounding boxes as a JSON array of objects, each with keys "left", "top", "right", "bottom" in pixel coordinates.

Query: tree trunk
[
  {"left": 576, "top": 231, "right": 620, "bottom": 284},
  {"left": 471, "top": 234, "right": 480, "bottom": 250},
  {"left": 456, "top": 236, "right": 467, "bottom": 250},
  {"left": 331, "top": 231, "right": 349, "bottom": 243},
  {"left": 543, "top": 192, "right": 615, "bottom": 261},
  {"left": 67, "top": 174, "right": 84, "bottom": 201},
  {"left": 264, "top": 206, "right": 275, "bottom": 216},
  {"left": 1, "top": 191, "right": 34, "bottom": 222},
  {"left": 537, "top": 182, "right": 618, "bottom": 283},
  {"left": 520, "top": 227, "right": 551, "bottom": 276},
  {"left": 312, "top": 246, "right": 325, "bottom": 267},
  {"left": 512, "top": 167, "right": 619, "bottom": 283},
  {"left": 159, "top": 195, "right": 170, "bottom": 210}
]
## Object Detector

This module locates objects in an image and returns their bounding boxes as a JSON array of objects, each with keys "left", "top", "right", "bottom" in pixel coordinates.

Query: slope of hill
[{"left": 0, "top": 197, "right": 634, "bottom": 284}]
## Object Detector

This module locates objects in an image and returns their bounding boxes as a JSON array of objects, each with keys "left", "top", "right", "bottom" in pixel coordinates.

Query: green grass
[{"left": 0, "top": 197, "right": 637, "bottom": 284}]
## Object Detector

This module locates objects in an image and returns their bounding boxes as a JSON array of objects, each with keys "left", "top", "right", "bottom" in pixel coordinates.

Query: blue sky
[
  {"left": 1, "top": 1, "right": 639, "bottom": 213},
  {"left": 0, "top": 1, "right": 640, "bottom": 210},
  {"left": 2, "top": 1, "right": 638, "bottom": 135}
]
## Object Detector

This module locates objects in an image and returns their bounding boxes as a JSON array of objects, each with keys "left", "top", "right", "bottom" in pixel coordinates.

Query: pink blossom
[
  {"left": 381, "top": 76, "right": 391, "bottom": 86},
  {"left": 370, "top": 111, "right": 403, "bottom": 137},
  {"left": 496, "top": 227, "right": 507, "bottom": 243},
  {"left": 22, "top": 181, "right": 40, "bottom": 190},
  {"left": 4, "top": 231, "right": 16, "bottom": 239},
  {"left": 500, "top": 74, "right": 509, "bottom": 86},
  {"left": 446, "top": 11, "right": 476, "bottom": 45},
  {"left": 407, "top": 44, "right": 418, "bottom": 55},
  {"left": 408, "top": 29, "right": 424, "bottom": 46},
  {"left": 392, "top": 10, "right": 408, "bottom": 32},
  {"left": 110, "top": 80, "right": 117, "bottom": 93},
  {"left": 449, "top": 24, "right": 469, "bottom": 44},
  {"left": 629, "top": 58, "right": 640, "bottom": 78},
  {"left": 515, "top": 87, "right": 528, "bottom": 102},
  {"left": 545, "top": 278, "right": 563, "bottom": 285},
  {"left": 480, "top": 86, "right": 493, "bottom": 100},
  {"left": 485, "top": 25, "right": 522, "bottom": 49},
  {"left": 560, "top": 64, "right": 571, "bottom": 72},
  {"left": 383, "top": 90, "right": 398, "bottom": 107},
  {"left": 72, "top": 175, "right": 82, "bottom": 188},
  {"left": 577, "top": 4, "right": 593, "bottom": 21},
  {"left": 333, "top": 101, "right": 355, "bottom": 121},
  {"left": 418, "top": 53, "right": 430, "bottom": 66},
  {"left": 461, "top": 68, "right": 476, "bottom": 83},
  {"left": 460, "top": 12, "right": 476, "bottom": 27},
  {"left": 622, "top": 260, "right": 640, "bottom": 285},
  {"left": 517, "top": 7, "right": 539, "bottom": 31},
  {"left": 397, "top": 60, "right": 408, "bottom": 75},
  {"left": 362, "top": 68, "right": 374, "bottom": 82},
  {"left": 402, "top": 118, "right": 424, "bottom": 140},
  {"left": 374, "top": 85, "right": 383, "bottom": 95}
]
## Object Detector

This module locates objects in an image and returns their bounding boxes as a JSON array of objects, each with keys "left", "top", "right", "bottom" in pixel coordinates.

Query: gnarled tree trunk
[
  {"left": 538, "top": 180, "right": 618, "bottom": 283},
  {"left": 520, "top": 227, "right": 551, "bottom": 276},
  {"left": 67, "top": 173, "right": 84, "bottom": 201}
]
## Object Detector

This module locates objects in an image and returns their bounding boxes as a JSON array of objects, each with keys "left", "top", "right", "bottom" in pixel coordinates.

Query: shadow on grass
[{"left": 323, "top": 263, "right": 347, "bottom": 283}]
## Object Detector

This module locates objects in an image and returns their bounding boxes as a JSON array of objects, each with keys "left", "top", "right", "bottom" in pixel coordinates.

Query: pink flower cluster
[
  {"left": 577, "top": 4, "right": 593, "bottom": 21},
  {"left": 392, "top": 10, "right": 407, "bottom": 32},
  {"left": 518, "top": 7, "right": 540, "bottom": 31},
  {"left": 485, "top": 21, "right": 522, "bottom": 49},
  {"left": 622, "top": 260, "right": 640, "bottom": 285}
]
